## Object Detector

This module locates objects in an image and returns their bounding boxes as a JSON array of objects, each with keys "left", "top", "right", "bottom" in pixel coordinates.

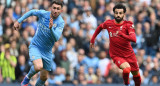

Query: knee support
[{"left": 123, "top": 67, "right": 131, "bottom": 74}]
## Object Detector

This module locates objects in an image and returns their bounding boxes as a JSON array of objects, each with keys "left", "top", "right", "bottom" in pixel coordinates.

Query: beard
[
  {"left": 114, "top": 16, "right": 123, "bottom": 23},
  {"left": 51, "top": 12, "right": 59, "bottom": 19}
]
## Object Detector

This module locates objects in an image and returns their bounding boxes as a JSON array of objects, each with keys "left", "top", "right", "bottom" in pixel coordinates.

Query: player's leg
[
  {"left": 113, "top": 57, "right": 131, "bottom": 86},
  {"left": 21, "top": 59, "right": 43, "bottom": 86},
  {"left": 35, "top": 51, "right": 53, "bottom": 86},
  {"left": 28, "top": 59, "right": 43, "bottom": 78},
  {"left": 131, "top": 71, "right": 141, "bottom": 86},
  {"left": 35, "top": 68, "right": 49, "bottom": 86},
  {"left": 128, "top": 55, "right": 141, "bottom": 86},
  {"left": 21, "top": 45, "right": 43, "bottom": 86},
  {"left": 120, "top": 62, "right": 131, "bottom": 86}
]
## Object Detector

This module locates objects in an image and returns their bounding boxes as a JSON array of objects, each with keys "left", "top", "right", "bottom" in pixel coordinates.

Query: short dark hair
[
  {"left": 50, "top": 0, "right": 64, "bottom": 7},
  {"left": 113, "top": 3, "right": 126, "bottom": 13}
]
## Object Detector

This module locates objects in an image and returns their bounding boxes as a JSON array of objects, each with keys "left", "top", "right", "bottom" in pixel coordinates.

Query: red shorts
[{"left": 112, "top": 55, "right": 139, "bottom": 71}]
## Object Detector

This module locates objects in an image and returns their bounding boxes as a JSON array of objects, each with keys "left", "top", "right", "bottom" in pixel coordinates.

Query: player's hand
[
  {"left": 13, "top": 21, "right": 20, "bottom": 30},
  {"left": 49, "top": 18, "right": 53, "bottom": 29},
  {"left": 90, "top": 43, "right": 95, "bottom": 48}
]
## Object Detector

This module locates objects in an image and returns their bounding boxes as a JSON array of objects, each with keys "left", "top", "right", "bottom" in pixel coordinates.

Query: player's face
[
  {"left": 51, "top": 4, "right": 62, "bottom": 18},
  {"left": 114, "top": 9, "right": 124, "bottom": 23}
]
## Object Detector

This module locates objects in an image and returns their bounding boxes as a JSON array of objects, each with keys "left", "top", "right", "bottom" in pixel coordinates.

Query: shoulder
[
  {"left": 35, "top": 10, "right": 49, "bottom": 16},
  {"left": 58, "top": 15, "right": 65, "bottom": 24},
  {"left": 30, "top": 9, "right": 46, "bottom": 13},
  {"left": 39, "top": 9, "right": 48, "bottom": 13},
  {"left": 32, "top": 9, "right": 48, "bottom": 16},
  {"left": 125, "top": 21, "right": 133, "bottom": 26},
  {"left": 125, "top": 21, "right": 135, "bottom": 29},
  {"left": 102, "top": 19, "right": 114, "bottom": 28},
  {"left": 104, "top": 19, "right": 113, "bottom": 25}
]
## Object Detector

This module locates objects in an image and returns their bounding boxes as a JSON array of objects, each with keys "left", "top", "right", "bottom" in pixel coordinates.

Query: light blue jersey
[
  {"left": 18, "top": 9, "right": 64, "bottom": 51},
  {"left": 18, "top": 9, "right": 64, "bottom": 71}
]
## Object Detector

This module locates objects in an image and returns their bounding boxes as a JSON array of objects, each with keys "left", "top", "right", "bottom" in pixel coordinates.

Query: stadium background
[{"left": 0, "top": 0, "right": 160, "bottom": 86}]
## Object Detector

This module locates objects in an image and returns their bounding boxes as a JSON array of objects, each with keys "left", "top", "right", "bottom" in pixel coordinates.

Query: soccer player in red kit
[{"left": 90, "top": 4, "right": 141, "bottom": 86}]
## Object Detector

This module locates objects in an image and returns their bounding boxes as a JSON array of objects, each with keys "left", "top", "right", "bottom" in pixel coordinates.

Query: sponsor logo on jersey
[{"left": 39, "top": 23, "right": 50, "bottom": 33}]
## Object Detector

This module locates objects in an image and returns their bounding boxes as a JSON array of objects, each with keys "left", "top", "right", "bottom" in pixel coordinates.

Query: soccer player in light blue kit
[{"left": 13, "top": 1, "right": 64, "bottom": 86}]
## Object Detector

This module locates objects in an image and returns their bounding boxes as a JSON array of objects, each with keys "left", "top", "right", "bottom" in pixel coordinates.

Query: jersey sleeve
[
  {"left": 18, "top": 9, "right": 45, "bottom": 23},
  {"left": 101, "top": 21, "right": 108, "bottom": 29},
  {"left": 127, "top": 21, "right": 135, "bottom": 34},
  {"left": 90, "top": 20, "right": 109, "bottom": 43},
  {"left": 50, "top": 22, "right": 65, "bottom": 42},
  {"left": 90, "top": 23, "right": 104, "bottom": 43}
]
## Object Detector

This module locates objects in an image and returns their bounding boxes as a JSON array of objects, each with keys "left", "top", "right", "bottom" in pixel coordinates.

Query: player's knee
[
  {"left": 123, "top": 67, "right": 131, "bottom": 74},
  {"left": 132, "top": 71, "right": 140, "bottom": 76},
  {"left": 34, "top": 64, "right": 43, "bottom": 71},
  {"left": 40, "top": 73, "right": 48, "bottom": 81}
]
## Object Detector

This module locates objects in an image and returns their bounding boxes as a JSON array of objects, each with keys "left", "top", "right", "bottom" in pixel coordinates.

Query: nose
[
  {"left": 54, "top": 9, "right": 58, "bottom": 13},
  {"left": 117, "top": 13, "right": 120, "bottom": 16}
]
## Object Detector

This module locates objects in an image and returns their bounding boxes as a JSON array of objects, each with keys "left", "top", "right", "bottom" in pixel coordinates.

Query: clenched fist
[
  {"left": 90, "top": 43, "right": 95, "bottom": 48},
  {"left": 49, "top": 18, "right": 53, "bottom": 29},
  {"left": 13, "top": 21, "right": 20, "bottom": 30}
]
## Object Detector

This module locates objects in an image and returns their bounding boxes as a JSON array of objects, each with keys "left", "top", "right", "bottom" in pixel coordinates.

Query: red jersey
[{"left": 91, "top": 19, "right": 136, "bottom": 58}]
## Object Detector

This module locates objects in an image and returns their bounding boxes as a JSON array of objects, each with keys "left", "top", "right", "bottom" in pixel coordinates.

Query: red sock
[
  {"left": 133, "top": 72, "right": 141, "bottom": 86},
  {"left": 123, "top": 67, "right": 131, "bottom": 85}
]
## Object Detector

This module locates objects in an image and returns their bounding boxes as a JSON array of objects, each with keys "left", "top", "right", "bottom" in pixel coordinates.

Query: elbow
[
  {"left": 54, "top": 36, "right": 60, "bottom": 42},
  {"left": 51, "top": 33, "right": 59, "bottom": 42},
  {"left": 54, "top": 39, "right": 58, "bottom": 42},
  {"left": 132, "top": 39, "right": 136, "bottom": 43}
]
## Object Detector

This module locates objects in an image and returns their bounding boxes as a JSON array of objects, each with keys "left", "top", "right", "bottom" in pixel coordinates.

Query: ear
[
  {"left": 61, "top": 9, "right": 63, "bottom": 12},
  {"left": 49, "top": 7, "right": 52, "bottom": 11}
]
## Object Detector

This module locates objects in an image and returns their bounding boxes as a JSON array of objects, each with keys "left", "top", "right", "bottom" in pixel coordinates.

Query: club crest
[
  {"left": 130, "top": 24, "right": 134, "bottom": 29},
  {"left": 120, "top": 26, "right": 123, "bottom": 30},
  {"left": 53, "top": 24, "right": 57, "bottom": 27}
]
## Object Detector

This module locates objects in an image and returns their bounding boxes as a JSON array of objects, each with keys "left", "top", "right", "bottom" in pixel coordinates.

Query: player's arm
[
  {"left": 13, "top": 9, "right": 43, "bottom": 30},
  {"left": 90, "top": 23, "right": 104, "bottom": 48},
  {"left": 50, "top": 21, "right": 65, "bottom": 42},
  {"left": 18, "top": 9, "right": 42, "bottom": 23},
  {"left": 117, "top": 24, "right": 136, "bottom": 43}
]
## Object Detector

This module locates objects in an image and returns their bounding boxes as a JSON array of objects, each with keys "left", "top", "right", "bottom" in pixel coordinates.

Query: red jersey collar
[{"left": 113, "top": 19, "right": 124, "bottom": 25}]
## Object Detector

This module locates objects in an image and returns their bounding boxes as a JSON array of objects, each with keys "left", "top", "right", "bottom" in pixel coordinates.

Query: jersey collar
[{"left": 113, "top": 19, "right": 124, "bottom": 25}]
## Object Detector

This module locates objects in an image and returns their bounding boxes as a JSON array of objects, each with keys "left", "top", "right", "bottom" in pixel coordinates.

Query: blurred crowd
[{"left": 0, "top": 0, "right": 160, "bottom": 86}]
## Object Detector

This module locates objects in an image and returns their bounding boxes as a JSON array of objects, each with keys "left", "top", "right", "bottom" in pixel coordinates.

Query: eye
[
  {"left": 115, "top": 12, "right": 118, "bottom": 14},
  {"left": 119, "top": 12, "right": 122, "bottom": 14},
  {"left": 53, "top": 7, "right": 56, "bottom": 9}
]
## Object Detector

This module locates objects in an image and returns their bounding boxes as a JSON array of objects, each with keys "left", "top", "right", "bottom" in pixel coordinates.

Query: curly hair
[{"left": 113, "top": 3, "right": 126, "bottom": 13}]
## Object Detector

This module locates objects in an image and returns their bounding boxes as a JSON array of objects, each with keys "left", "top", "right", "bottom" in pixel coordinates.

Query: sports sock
[
  {"left": 35, "top": 77, "right": 45, "bottom": 86},
  {"left": 133, "top": 72, "right": 141, "bottom": 86},
  {"left": 123, "top": 67, "right": 131, "bottom": 85},
  {"left": 27, "top": 66, "right": 38, "bottom": 79}
]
